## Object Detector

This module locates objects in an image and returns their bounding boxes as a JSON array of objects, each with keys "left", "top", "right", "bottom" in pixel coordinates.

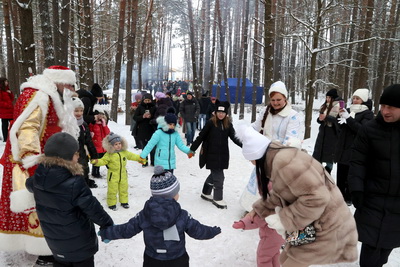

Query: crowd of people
[{"left": 0, "top": 66, "right": 399, "bottom": 267}]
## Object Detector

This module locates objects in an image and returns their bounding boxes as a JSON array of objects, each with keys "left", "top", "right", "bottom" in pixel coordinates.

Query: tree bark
[
  {"left": 239, "top": 0, "right": 250, "bottom": 120},
  {"left": 38, "top": 1, "right": 55, "bottom": 67},
  {"left": 138, "top": 0, "right": 154, "bottom": 91}
]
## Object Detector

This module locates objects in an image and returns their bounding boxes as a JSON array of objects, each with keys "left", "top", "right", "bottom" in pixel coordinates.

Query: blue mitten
[{"left": 97, "top": 230, "right": 111, "bottom": 244}]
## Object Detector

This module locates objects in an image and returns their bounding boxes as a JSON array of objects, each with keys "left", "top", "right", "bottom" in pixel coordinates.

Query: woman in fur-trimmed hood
[
  {"left": 25, "top": 132, "right": 113, "bottom": 265},
  {"left": 237, "top": 125, "right": 358, "bottom": 267},
  {"left": 92, "top": 132, "right": 144, "bottom": 210}
]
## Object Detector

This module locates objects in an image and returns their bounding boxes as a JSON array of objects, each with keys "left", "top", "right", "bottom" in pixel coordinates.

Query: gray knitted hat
[
  {"left": 44, "top": 132, "right": 79, "bottom": 160},
  {"left": 150, "top": 166, "right": 180, "bottom": 198},
  {"left": 108, "top": 132, "right": 122, "bottom": 145}
]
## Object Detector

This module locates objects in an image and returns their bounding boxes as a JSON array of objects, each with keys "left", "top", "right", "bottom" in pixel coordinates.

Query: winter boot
[
  {"left": 121, "top": 203, "right": 130, "bottom": 209},
  {"left": 201, "top": 183, "right": 213, "bottom": 202},
  {"left": 212, "top": 199, "right": 227, "bottom": 209},
  {"left": 109, "top": 205, "right": 117, "bottom": 211},
  {"left": 35, "top": 256, "right": 54, "bottom": 266}
]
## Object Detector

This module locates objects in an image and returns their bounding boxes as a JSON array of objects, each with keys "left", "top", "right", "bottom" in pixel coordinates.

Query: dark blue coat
[
  {"left": 26, "top": 156, "right": 113, "bottom": 262},
  {"left": 348, "top": 113, "right": 400, "bottom": 248},
  {"left": 100, "top": 197, "right": 220, "bottom": 261}
]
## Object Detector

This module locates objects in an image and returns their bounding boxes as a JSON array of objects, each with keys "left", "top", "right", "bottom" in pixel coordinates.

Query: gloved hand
[
  {"left": 187, "top": 150, "right": 195, "bottom": 159},
  {"left": 97, "top": 230, "right": 111, "bottom": 244},
  {"left": 91, "top": 159, "right": 98, "bottom": 165},
  {"left": 340, "top": 108, "right": 350, "bottom": 119},
  {"left": 265, "top": 207, "right": 285, "bottom": 238},
  {"left": 213, "top": 226, "right": 222, "bottom": 235},
  {"left": 351, "top": 191, "right": 364, "bottom": 209},
  {"left": 232, "top": 221, "right": 245, "bottom": 229},
  {"left": 138, "top": 157, "right": 147, "bottom": 165},
  {"left": 338, "top": 117, "right": 347, "bottom": 125}
]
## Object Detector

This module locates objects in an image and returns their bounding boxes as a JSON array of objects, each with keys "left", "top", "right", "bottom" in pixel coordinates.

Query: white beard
[{"left": 60, "top": 89, "right": 80, "bottom": 140}]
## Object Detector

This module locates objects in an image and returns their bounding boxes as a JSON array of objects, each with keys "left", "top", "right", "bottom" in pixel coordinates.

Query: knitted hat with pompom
[{"left": 150, "top": 166, "right": 180, "bottom": 198}]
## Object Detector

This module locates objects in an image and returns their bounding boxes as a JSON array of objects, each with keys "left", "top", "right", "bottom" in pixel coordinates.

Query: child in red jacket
[
  {"left": 0, "top": 78, "right": 14, "bottom": 142},
  {"left": 90, "top": 104, "right": 110, "bottom": 178}
]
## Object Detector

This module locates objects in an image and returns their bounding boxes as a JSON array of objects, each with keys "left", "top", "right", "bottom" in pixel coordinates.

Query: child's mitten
[
  {"left": 232, "top": 221, "right": 245, "bottom": 229},
  {"left": 187, "top": 150, "right": 195, "bottom": 158}
]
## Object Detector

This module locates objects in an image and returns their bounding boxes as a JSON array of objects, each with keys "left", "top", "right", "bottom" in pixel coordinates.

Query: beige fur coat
[{"left": 253, "top": 142, "right": 358, "bottom": 266}]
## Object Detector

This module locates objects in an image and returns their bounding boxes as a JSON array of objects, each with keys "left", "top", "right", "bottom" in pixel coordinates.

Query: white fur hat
[
  {"left": 236, "top": 124, "right": 271, "bottom": 160},
  {"left": 353, "top": 88, "right": 369, "bottom": 102},
  {"left": 71, "top": 97, "right": 84, "bottom": 109},
  {"left": 43, "top": 65, "right": 76, "bottom": 85},
  {"left": 269, "top": 81, "right": 288, "bottom": 98}
]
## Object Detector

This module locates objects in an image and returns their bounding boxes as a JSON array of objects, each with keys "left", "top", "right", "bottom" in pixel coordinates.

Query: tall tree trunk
[
  {"left": 60, "top": 0, "right": 70, "bottom": 66},
  {"left": 53, "top": 0, "right": 61, "bottom": 64},
  {"left": 38, "top": 1, "right": 55, "bottom": 67},
  {"left": 138, "top": 0, "right": 154, "bottom": 91},
  {"left": 203, "top": 0, "right": 212, "bottom": 92},
  {"left": 187, "top": 0, "right": 200, "bottom": 96},
  {"left": 263, "top": 0, "right": 274, "bottom": 102},
  {"left": 18, "top": 0, "right": 36, "bottom": 80},
  {"left": 208, "top": 4, "right": 218, "bottom": 93},
  {"left": 304, "top": 0, "right": 323, "bottom": 139},
  {"left": 110, "top": 0, "right": 126, "bottom": 121},
  {"left": 83, "top": 0, "right": 94, "bottom": 86},
  {"left": 198, "top": 0, "right": 206, "bottom": 94},
  {"left": 215, "top": 0, "right": 230, "bottom": 103},
  {"left": 3, "top": 0, "right": 17, "bottom": 93},
  {"left": 125, "top": 0, "right": 139, "bottom": 125},
  {"left": 251, "top": 0, "right": 261, "bottom": 122},
  {"left": 239, "top": 0, "right": 250, "bottom": 120}
]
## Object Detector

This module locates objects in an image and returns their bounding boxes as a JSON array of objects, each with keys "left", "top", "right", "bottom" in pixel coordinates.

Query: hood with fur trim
[
  {"left": 102, "top": 134, "right": 128, "bottom": 153},
  {"left": 37, "top": 156, "right": 84, "bottom": 176},
  {"left": 156, "top": 116, "right": 170, "bottom": 132}
]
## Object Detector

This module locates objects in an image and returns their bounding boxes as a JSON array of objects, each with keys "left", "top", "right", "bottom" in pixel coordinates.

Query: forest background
[{"left": 0, "top": 0, "right": 399, "bottom": 139}]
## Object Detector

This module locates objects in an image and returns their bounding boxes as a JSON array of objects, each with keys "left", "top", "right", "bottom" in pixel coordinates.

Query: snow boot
[
  {"left": 35, "top": 256, "right": 54, "bottom": 266},
  {"left": 121, "top": 203, "right": 130, "bottom": 209},
  {"left": 109, "top": 205, "right": 117, "bottom": 211},
  {"left": 212, "top": 199, "right": 227, "bottom": 209},
  {"left": 201, "top": 183, "right": 213, "bottom": 202}
]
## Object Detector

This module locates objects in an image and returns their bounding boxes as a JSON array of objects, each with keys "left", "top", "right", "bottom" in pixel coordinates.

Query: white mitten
[
  {"left": 265, "top": 207, "right": 285, "bottom": 238},
  {"left": 340, "top": 109, "right": 350, "bottom": 119}
]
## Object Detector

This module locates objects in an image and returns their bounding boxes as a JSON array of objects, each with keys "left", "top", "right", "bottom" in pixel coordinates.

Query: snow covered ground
[{"left": 0, "top": 101, "right": 399, "bottom": 266}]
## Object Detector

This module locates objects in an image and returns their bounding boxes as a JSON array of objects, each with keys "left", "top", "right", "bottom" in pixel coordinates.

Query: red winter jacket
[
  {"left": 89, "top": 121, "right": 110, "bottom": 153},
  {"left": 0, "top": 90, "right": 14, "bottom": 119}
]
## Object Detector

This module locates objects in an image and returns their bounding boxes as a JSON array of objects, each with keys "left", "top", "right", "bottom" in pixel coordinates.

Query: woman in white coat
[{"left": 252, "top": 81, "right": 301, "bottom": 144}]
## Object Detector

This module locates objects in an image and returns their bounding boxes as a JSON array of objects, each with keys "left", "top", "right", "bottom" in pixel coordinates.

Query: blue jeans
[
  {"left": 185, "top": 122, "right": 196, "bottom": 145},
  {"left": 198, "top": 114, "right": 207, "bottom": 130}
]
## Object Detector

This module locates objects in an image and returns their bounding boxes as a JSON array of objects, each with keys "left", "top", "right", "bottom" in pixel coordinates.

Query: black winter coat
[
  {"left": 76, "top": 89, "right": 97, "bottom": 124},
  {"left": 334, "top": 102, "right": 374, "bottom": 164},
  {"left": 199, "top": 96, "right": 211, "bottom": 114},
  {"left": 179, "top": 98, "right": 199, "bottom": 122},
  {"left": 134, "top": 102, "right": 156, "bottom": 148},
  {"left": 190, "top": 119, "right": 242, "bottom": 170},
  {"left": 312, "top": 105, "right": 340, "bottom": 163},
  {"left": 100, "top": 197, "right": 220, "bottom": 261},
  {"left": 25, "top": 156, "right": 113, "bottom": 262},
  {"left": 78, "top": 122, "right": 98, "bottom": 166},
  {"left": 348, "top": 113, "right": 400, "bottom": 249}
]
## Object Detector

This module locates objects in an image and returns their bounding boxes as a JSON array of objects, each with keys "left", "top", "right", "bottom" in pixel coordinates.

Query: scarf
[
  {"left": 76, "top": 117, "right": 84, "bottom": 126},
  {"left": 349, "top": 104, "right": 369, "bottom": 118}
]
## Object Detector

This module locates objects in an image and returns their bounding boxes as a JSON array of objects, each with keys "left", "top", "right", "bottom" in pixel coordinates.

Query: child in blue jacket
[
  {"left": 99, "top": 166, "right": 221, "bottom": 267},
  {"left": 140, "top": 108, "right": 193, "bottom": 172}
]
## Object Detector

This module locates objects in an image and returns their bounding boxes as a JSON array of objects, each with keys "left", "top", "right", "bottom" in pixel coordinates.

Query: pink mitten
[{"left": 232, "top": 221, "right": 245, "bottom": 229}]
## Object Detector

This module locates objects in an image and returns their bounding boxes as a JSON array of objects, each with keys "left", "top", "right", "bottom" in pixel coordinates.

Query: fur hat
[
  {"left": 155, "top": 92, "right": 166, "bottom": 100},
  {"left": 236, "top": 124, "right": 271, "bottom": 160},
  {"left": 108, "top": 132, "right": 122, "bottom": 145},
  {"left": 352, "top": 88, "right": 369, "bottom": 103},
  {"left": 44, "top": 132, "right": 79, "bottom": 160},
  {"left": 269, "top": 81, "right": 288, "bottom": 98},
  {"left": 150, "top": 166, "right": 180, "bottom": 198},
  {"left": 379, "top": 84, "right": 400, "bottom": 108},
  {"left": 326, "top": 88, "right": 339, "bottom": 99},
  {"left": 43, "top": 65, "right": 76, "bottom": 85},
  {"left": 91, "top": 83, "right": 103, "bottom": 98},
  {"left": 215, "top": 101, "right": 230, "bottom": 114},
  {"left": 164, "top": 107, "right": 177, "bottom": 125},
  {"left": 71, "top": 97, "right": 84, "bottom": 109}
]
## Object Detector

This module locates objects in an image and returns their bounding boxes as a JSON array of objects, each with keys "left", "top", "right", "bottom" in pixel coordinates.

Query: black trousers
[
  {"left": 205, "top": 169, "right": 225, "bottom": 201},
  {"left": 143, "top": 252, "right": 189, "bottom": 267},
  {"left": 54, "top": 256, "right": 94, "bottom": 267},
  {"left": 360, "top": 243, "right": 392, "bottom": 267},
  {"left": 336, "top": 163, "right": 351, "bottom": 202},
  {"left": 1, "top": 118, "right": 11, "bottom": 142}
]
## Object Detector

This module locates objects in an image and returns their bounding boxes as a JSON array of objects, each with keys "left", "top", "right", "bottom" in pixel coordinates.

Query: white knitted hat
[
  {"left": 71, "top": 97, "right": 84, "bottom": 109},
  {"left": 236, "top": 124, "right": 271, "bottom": 160},
  {"left": 353, "top": 88, "right": 369, "bottom": 102},
  {"left": 269, "top": 81, "right": 288, "bottom": 98},
  {"left": 43, "top": 65, "right": 76, "bottom": 85}
]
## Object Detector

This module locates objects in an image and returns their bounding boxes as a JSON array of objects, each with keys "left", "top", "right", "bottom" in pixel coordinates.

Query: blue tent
[{"left": 211, "top": 78, "right": 264, "bottom": 104}]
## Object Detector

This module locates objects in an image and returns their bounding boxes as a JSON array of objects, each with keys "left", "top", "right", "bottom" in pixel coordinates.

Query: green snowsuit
[{"left": 94, "top": 149, "right": 140, "bottom": 206}]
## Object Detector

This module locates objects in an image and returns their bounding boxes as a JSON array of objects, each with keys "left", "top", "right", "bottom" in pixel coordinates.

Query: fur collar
[
  {"left": 102, "top": 135, "right": 128, "bottom": 153},
  {"left": 38, "top": 156, "right": 84, "bottom": 176}
]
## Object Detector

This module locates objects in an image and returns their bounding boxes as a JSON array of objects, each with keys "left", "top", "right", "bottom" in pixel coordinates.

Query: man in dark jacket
[
  {"left": 348, "top": 84, "right": 400, "bottom": 267},
  {"left": 198, "top": 93, "right": 211, "bottom": 130},
  {"left": 26, "top": 133, "right": 113, "bottom": 266},
  {"left": 179, "top": 92, "right": 199, "bottom": 145},
  {"left": 76, "top": 83, "right": 104, "bottom": 125}
]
